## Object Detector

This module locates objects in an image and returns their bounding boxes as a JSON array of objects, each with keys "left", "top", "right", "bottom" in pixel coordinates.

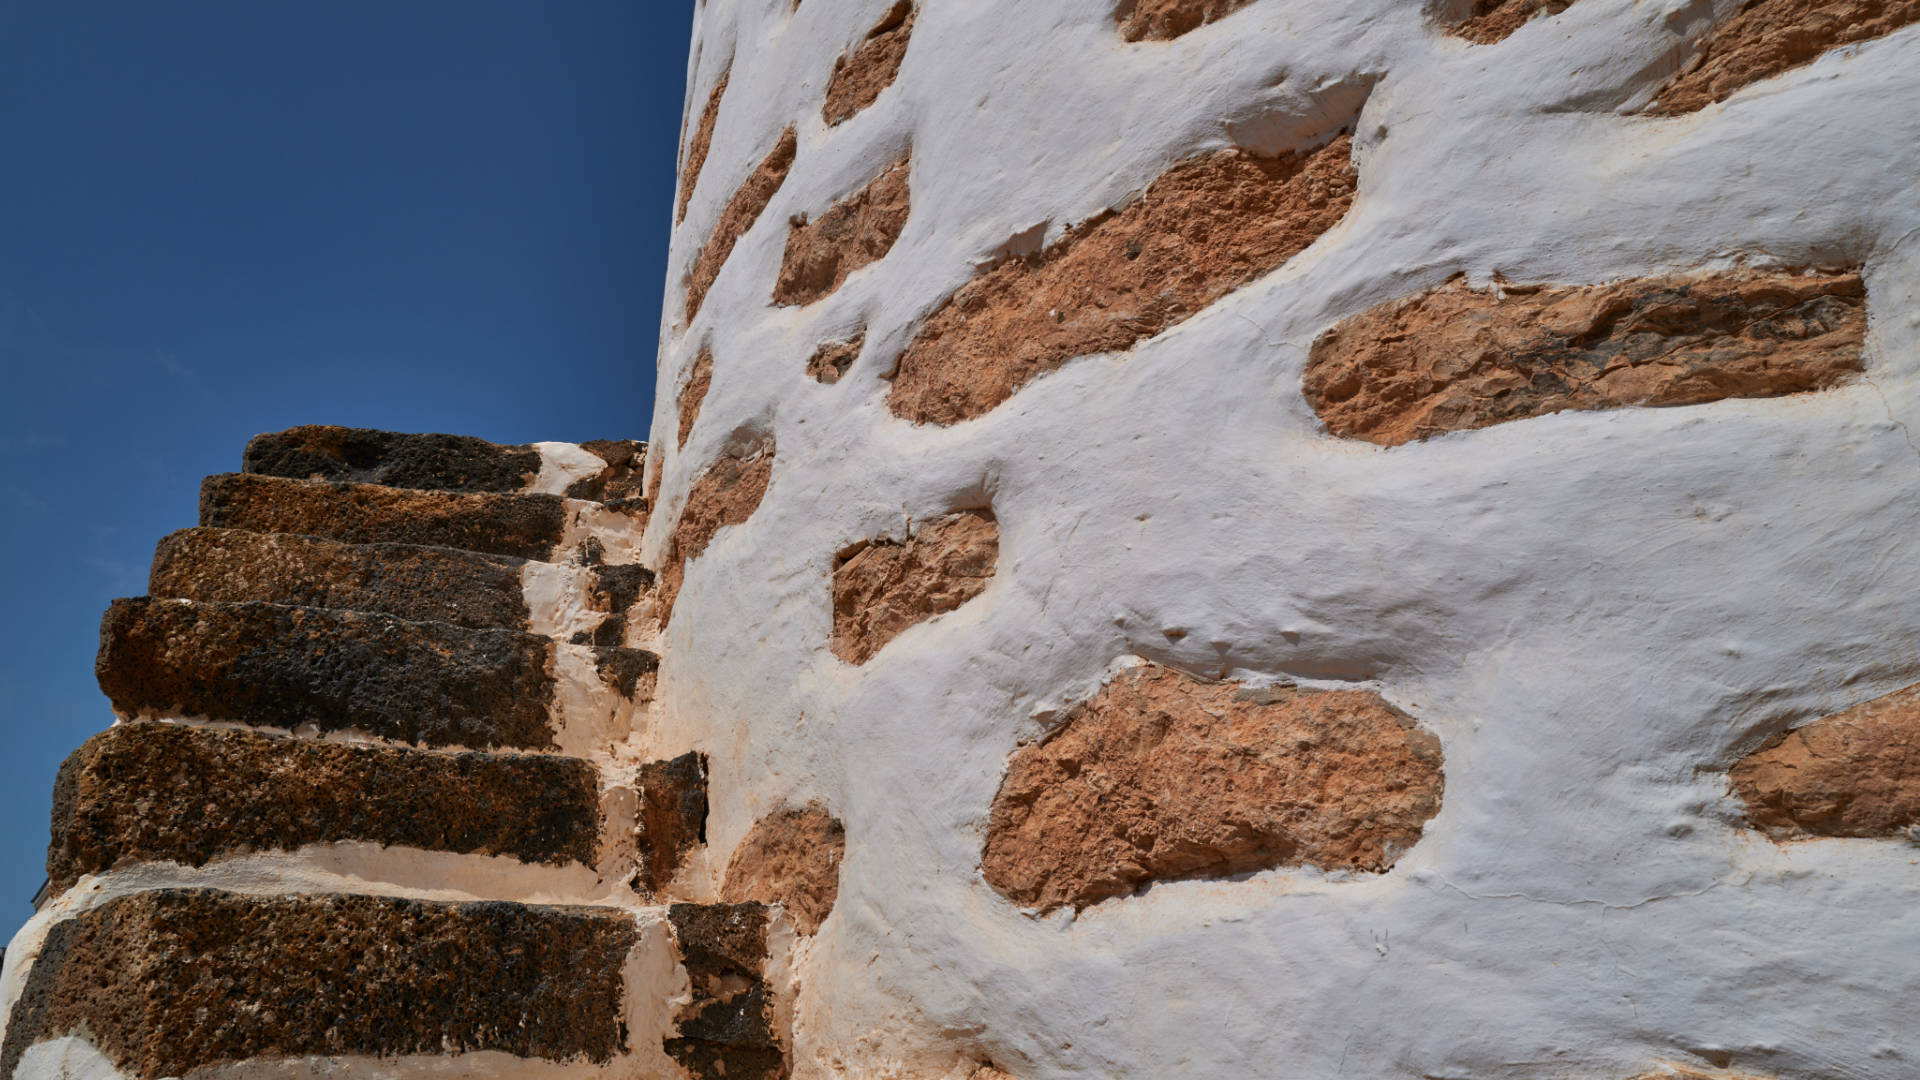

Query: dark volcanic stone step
[
  {"left": 200, "top": 472, "right": 570, "bottom": 560},
  {"left": 244, "top": 425, "right": 647, "bottom": 501},
  {"left": 666, "top": 902, "right": 786, "bottom": 1080},
  {"left": 0, "top": 889, "right": 636, "bottom": 1078},
  {"left": 97, "top": 597, "right": 559, "bottom": 749},
  {"left": 47, "top": 721, "right": 602, "bottom": 893},
  {"left": 245, "top": 425, "right": 542, "bottom": 492},
  {"left": 151, "top": 527, "right": 531, "bottom": 630}
]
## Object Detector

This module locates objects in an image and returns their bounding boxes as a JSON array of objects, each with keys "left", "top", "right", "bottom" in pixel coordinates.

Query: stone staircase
[{"left": 0, "top": 427, "right": 792, "bottom": 1080}]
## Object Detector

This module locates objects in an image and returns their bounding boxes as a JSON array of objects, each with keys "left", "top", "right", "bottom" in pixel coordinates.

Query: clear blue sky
[{"left": 0, "top": 2, "right": 690, "bottom": 940}]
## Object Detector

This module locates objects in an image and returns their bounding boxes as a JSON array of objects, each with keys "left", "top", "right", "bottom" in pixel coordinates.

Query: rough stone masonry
[{"left": 7, "top": 1, "right": 1920, "bottom": 1079}]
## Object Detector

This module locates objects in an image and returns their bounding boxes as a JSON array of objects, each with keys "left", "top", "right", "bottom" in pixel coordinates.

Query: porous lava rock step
[
  {"left": 46, "top": 721, "right": 602, "bottom": 893},
  {"left": 243, "top": 424, "right": 648, "bottom": 502},
  {"left": 97, "top": 597, "right": 655, "bottom": 750},
  {"left": 149, "top": 526, "right": 651, "bottom": 635},
  {"left": 0, "top": 889, "right": 637, "bottom": 1078},
  {"left": 666, "top": 902, "right": 787, "bottom": 1080},
  {"left": 201, "top": 472, "right": 572, "bottom": 560},
  {"left": 634, "top": 752, "right": 710, "bottom": 896},
  {"left": 151, "top": 527, "right": 527, "bottom": 630}
]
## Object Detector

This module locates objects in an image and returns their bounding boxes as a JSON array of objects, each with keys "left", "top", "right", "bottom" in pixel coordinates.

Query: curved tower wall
[{"left": 649, "top": 0, "right": 1920, "bottom": 1077}]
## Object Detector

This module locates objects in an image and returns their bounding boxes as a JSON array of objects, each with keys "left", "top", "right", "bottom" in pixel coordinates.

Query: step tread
[
  {"left": 200, "top": 472, "right": 574, "bottom": 561},
  {"left": 0, "top": 888, "right": 636, "bottom": 1077},
  {"left": 151, "top": 527, "right": 532, "bottom": 631},
  {"left": 47, "top": 721, "right": 603, "bottom": 893},
  {"left": 98, "top": 596, "right": 570, "bottom": 749},
  {"left": 245, "top": 425, "right": 646, "bottom": 501}
]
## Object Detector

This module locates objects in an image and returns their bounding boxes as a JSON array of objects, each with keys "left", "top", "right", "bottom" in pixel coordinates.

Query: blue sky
[{"left": 0, "top": 2, "right": 689, "bottom": 939}]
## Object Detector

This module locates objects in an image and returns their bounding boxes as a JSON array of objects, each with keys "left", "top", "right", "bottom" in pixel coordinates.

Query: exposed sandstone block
[
  {"left": 1444, "top": 0, "right": 1574, "bottom": 44},
  {"left": 686, "top": 129, "right": 799, "bottom": 323},
  {"left": 679, "top": 347, "right": 714, "bottom": 450},
  {"left": 201, "top": 473, "right": 570, "bottom": 560},
  {"left": 659, "top": 439, "right": 775, "bottom": 622},
  {"left": 808, "top": 331, "right": 865, "bottom": 384},
  {"left": 0, "top": 889, "right": 636, "bottom": 1078},
  {"left": 635, "top": 752, "right": 710, "bottom": 896},
  {"left": 1628, "top": 1060, "right": 1774, "bottom": 1068},
  {"left": 822, "top": 2, "right": 915, "bottom": 126},
  {"left": 774, "top": 157, "right": 910, "bottom": 307},
  {"left": 889, "top": 135, "right": 1356, "bottom": 425},
  {"left": 97, "top": 597, "right": 560, "bottom": 750},
  {"left": 1731, "top": 681, "right": 1920, "bottom": 840},
  {"left": 983, "top": 663, "right": 1444, "bottom": 912},
  {"left": 1119, "top": 0, "right": 1259, "bottom": 42},
  {"left": 720, "top": 803, "right": 847, "bottom": 934},
  {"left": 46, "top": 721, "right": 600, "bottom": 892},
  {"left": 831, "top": 510, "right": 998, "bottom": 664},
  {"left": 1649, "top": 0, "right": 1920, "bottom": 115},
  {"left": 243, "top": 425, "right": 541, "bottom": 493},
  {"left": 150, "top": 527, "right": 531, "bottom": 631},
  {"left": 1301, "top": 269, "right": 1866, "bottom": 446},
  {"left": 679, "top": 69, "right": 729, "bottom": 223},
  {"left": 666, "top": 902, "right": 786, "bottom": 1080}
]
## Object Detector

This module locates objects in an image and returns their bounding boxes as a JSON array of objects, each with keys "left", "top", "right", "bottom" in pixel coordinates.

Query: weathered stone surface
[
  {"left": 243, "top": 425, "right": 541, "bottom": 493},
  {"left": 0, "top": 889, "right": 635, "bottom": 1078},
  {"left": 1628, "top": 1060, "right": 1774, "bottom": 1068},
  {"left": 686, "top": 129, "right": 799, "bottom": 322},
  {"left": 831, "top": 510, "right": 998, "bottom": 664},
  {"left": 1649, "top": 0, "right": 1920, "bottom": 115},
  {"left": 666, "top": 903, "right": 786, "bottom": 1080},
  {"left": 774, "top": 158, "right": 910, "bottom": 307},
  {"left": 822, "top": 1, "right": 914, "bottom": 126},
  {"left": 569, "top": 438, "right": 650, "bottom": 503},
  {"left": 47, "top": 721, "right": 599, "bottom": 892},
  {"left": 660, "top": 439, "right": 775, "bottom": 622},
  {"left": 983, "top": 663, "right": 1444, "bottom": 912},
  {"left": 1444, "top": 0, "right": 1574, "bottom": 44},
  {"left": 566, "top": 560, "right": 655, "bottom": 646},
  {"left": 807, "top": 331, "right": 864, "bottom": 384},
  {"left": 720, "top": 803, "right": 846, "bottom": 935},
  {"left": 889, "top": 135, "right": 1356, "bottom": 425},
  {"left": 679, "top": 68, "right": 730, "bottom": 223},
  {"left": 595, "top": 645, "right": 659, "bottom": 699},
  {"left": 97, "top": 598, "right": 558, "bottom": 750},
  {"left": 201, "top": 473, "right": 569, "bottom": 560},
  {"left": 1731, "top": 681, "right": 1920, "bottom": 840},
  {"left": 1119, "top": 0, "right": 1258, "bottom": 41},
  {"left": 635, "top": 752, "right": 710, "bottom": 896},
  {"left": 679, "top": 347, "right": 714, "bottom": 450},
  {"left": 1301, "top": 269, "right": 1866, "bottom": 446},
  {"left": 150, "top": 527, "right": 531, "bottom": 631}
]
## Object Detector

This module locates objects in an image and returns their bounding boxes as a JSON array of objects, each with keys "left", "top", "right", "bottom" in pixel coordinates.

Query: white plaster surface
[
  {"left": 647, "top": 1, "right": 1920, "bottom": 1077},
  {"left": 530, "top": 440, "right": 609, "bottom": 496}
]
